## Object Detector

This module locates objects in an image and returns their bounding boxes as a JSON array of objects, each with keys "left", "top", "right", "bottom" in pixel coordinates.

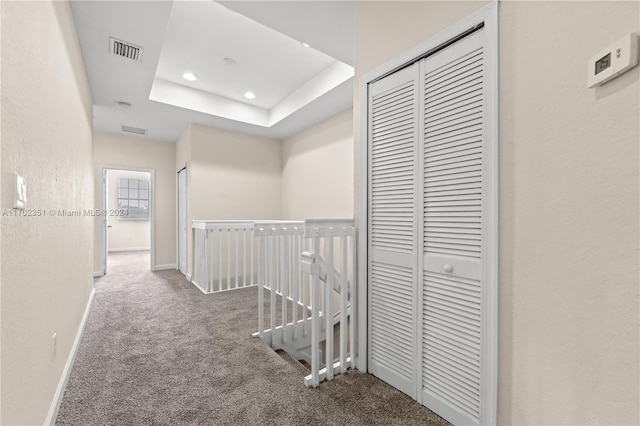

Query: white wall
[
  {"left": 93, "top": 132, "right": 176, "bottom": 270},
  {"left": 107, "top": 170, "right": 150, "bottom": 251},
  {"left": 281, "top": 109, "right": 354, "bottom": 220},
  {"left": 354, "top": 1, "right": 639, "bottom": 424},
  {"left": 498, "top": 2, "right": 639, "bottom": 424},
  {"left": 0, "top": 1, "right": 95, "bottom": 424},
  {"left": 178, "top": 124, "right": 281, "bottom": 277},
  {"left": 190, "top": 124, "right": 282, "bottom": 220}
]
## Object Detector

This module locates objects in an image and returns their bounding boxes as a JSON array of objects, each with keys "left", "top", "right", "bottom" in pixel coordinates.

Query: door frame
[
  {"left": 357, "top": 2, "right": 498, "bottom": 424},
  {"left": 176, "top": 164, "right": 187, "bottom": 276},
  {"left": 98, "top": 164, "right": 156, "bottom": 275}
]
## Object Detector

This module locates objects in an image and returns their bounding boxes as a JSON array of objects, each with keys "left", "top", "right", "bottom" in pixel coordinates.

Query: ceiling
[{"left": 70, "top": 0, "right": 355, "bottom": 142}]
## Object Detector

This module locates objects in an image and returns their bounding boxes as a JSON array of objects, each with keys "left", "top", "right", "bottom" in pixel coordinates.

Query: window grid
[{"left": 117, "top": 178, "right": 149, "bottom": 221}]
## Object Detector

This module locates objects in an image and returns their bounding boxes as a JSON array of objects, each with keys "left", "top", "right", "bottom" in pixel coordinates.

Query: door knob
[{"left": 443, "top": 264, "right": 453, "bottom": 273}]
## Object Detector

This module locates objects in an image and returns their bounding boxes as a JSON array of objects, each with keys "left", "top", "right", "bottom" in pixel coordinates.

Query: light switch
[{"left": 13, "top": 173, "right": 26, "bottom": 209}]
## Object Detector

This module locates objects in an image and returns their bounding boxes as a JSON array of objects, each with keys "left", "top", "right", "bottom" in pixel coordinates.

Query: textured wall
[
  {"left": 355, "top": 1, "right": 639, "bottom": 424},
  {"left": 93, "top": 132, "right": 176, "bottom": 270},
  {"left": 107, "top": 170, "right": 151, "bottom": 251},
  {"left": 0, "top": 1, "right": 94, "bottom": 423},
  {"left": 281, "top": 109, "right": 354, "bottom": 220},
  {"left": 498, "top": 2, "right": 639, "bottom": 424},
  {"left": 190, "top": 124, "right": 282, "bottom": 222},
  {"left": 179, "top": 124, "right": 282, "bottom": 277}
]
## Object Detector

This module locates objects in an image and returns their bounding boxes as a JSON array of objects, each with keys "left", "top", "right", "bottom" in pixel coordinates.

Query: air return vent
[
  {"left": 110, "top": 37, "right": 143, "bottom": 62},
  {"left": 121, "top": 125, "right": 147, "bottom": 135}
]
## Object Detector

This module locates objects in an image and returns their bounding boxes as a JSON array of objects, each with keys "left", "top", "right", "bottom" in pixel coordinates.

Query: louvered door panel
[
  {"left": 421, "top": 29, "right": 485, "bottom": 426},
  {"left": 368, "top": 64, "right": 418, "bottom": 398}
]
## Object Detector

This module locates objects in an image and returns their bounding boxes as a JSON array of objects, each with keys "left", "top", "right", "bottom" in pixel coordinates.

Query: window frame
[{"left": 116, "top": 177, "right": 150, "bottom": 221}]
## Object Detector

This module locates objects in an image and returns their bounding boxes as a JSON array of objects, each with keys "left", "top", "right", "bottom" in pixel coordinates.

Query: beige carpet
[{"left": 55, "top": 251, "right": 450, "bottom": 425}]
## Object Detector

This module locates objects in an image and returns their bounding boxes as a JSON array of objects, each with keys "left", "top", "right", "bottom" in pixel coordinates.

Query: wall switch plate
[
  {"left": 11, "top": 173, "right": 27, "bottom": 209},
  {"left": 588, "top": 33, "right": 639, "bottom": 88},
  {"left": 52, "top": 332, "right": 57, "bottom": 360}
]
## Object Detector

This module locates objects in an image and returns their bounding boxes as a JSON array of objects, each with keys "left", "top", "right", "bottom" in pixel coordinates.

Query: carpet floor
[{"left": 56, "top": 251, "right": 450, "bottom": 425}]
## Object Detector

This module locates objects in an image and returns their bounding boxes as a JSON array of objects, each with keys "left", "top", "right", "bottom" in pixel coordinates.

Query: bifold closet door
[
  {"left": 367, "top": 24, "right": 494, "bottom": 426},
  {"left": 367, "top": 64, "right": 419, "bottom": 398},
  {"left": 419, "top": 29, "right": 488, "bottom": 425}
]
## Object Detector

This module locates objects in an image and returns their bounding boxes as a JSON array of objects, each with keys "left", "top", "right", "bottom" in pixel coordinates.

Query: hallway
[{"left": 56, "top": 252, "right": 448, "bottom": 425}]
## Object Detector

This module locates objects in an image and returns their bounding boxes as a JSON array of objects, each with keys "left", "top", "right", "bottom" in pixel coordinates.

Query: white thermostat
[{"left": 587, "top": 33, "right": 639, "bottom": 88}]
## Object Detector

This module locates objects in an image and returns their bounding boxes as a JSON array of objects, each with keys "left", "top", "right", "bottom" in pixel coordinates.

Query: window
[{"left": 117, "top": 178, "right": 149, "bottom": 221}]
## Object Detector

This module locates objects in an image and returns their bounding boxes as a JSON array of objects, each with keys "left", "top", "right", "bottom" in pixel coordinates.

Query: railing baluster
[
  {"left": 350, "top": 227, "right": 357, "bottom": 369},
  {"left": 258, "top": 228, "right": 264, "bottom": 338},
  {"left": 311, "top": 235, "right": 320, "bottom": 387},
  {"left": 235, "top": 228, "right": 239, "bottom": 289},
  {"left": 326, "top": 229, "right": 334, "bottom": 381},
  {"left": 251, "top": 230, "right": 254, "bottom": 286},
  {"left": 302, "top": 237, "right": 308, "bottom": 337},
  {"left": 340, "top": 230, "right": 348, "bottom": 373},
  {"left": 243, "top": 228, "right": 247, "bottom": 287},
  {"left": 293, "top": 230, "right": 299, "bottom": 340},
  {"left": 194, "top": 230, "right": 200, "bottom": 289},
  {"left": 205, "top": 229, "right": 210, "bottom": 293},
  {"left": 227, "top": 229, "right": 231, "bottom": 291},
  {"left": 195, "top": 230, "right": 200, "bottom": 288},
  {"left": 282, "top": 229, "right": 289, "bottom": 345},
  {"left": 270, "top": 231, "right": 276, "bottom": 340},
  {"left": 218, "top": 229, "right": 222, "bottom": 292}
]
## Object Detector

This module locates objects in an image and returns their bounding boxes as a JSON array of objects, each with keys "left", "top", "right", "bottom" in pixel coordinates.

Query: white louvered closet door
[
  {"left": 367, "top": 64, "right": 419, "bottom": 398},
  {"left": 419, "top": 29, "right": 488, "bottom": 425}
]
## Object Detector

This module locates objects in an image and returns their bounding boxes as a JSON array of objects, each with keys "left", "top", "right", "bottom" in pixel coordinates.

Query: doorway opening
[{"left": 98, "top": 165, "right": 156, "bottom": 275}]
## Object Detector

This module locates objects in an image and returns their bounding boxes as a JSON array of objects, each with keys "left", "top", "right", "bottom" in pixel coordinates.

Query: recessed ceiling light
[
  {"left": 223, "top": 57, "right": 237, "bottom": 66},
  {"left": 301, "top": 42, "right": 311, "bottom": 48},
  {"left": 182, "top": 72, "right": 198, "bottom": 81},
  {"left": 244, "top": 91, "right": 256, "bottom": 100},
  {"left": 117, "top": 101, "right": 132, "bottom": 109}
]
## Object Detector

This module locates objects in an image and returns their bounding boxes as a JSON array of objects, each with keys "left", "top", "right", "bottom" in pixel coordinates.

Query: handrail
[
  {"left": 301, "top": 251, "right": 351, "bottom": 298},
  {"left": 192, "top": 219, "right": 256, "bottom": 230}
]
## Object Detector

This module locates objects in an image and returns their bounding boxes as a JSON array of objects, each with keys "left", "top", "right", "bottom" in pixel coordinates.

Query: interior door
[
  {"left": 419, "top": 29, "right": 487, "bottom": 426},
  {"left": 178, "top": 168, "right": 187, "bottom": 275},
  {"left": 102, "top": 168, "right": 109, "bottom": 275},
  {"left": 367, "top": 64, "right": 419, "bottom": 398},
  {"left": 366, "top": 22, "right": 496, "bottom": 426}
]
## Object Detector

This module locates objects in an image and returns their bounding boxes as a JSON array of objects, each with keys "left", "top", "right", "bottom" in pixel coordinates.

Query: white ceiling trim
[
  {"left": 150, "top": 62, "right": 354, "bottom": 127},
  {"left": 270, "top": 61, "right": 353, "bottom": 126},
  {"left": 149, "top": 79, "right": 270, "bottom": 126}
]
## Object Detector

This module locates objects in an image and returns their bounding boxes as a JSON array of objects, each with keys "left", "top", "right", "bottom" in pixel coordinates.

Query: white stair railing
[
  {"left": 192, "top": 220, "right": 256, "bottom": 293},
  {"left": 253, "top": 221, "right": 311, "bottom": 353},
  {"left": 302, "top": 219, "right": 357, "bottom": 387}
]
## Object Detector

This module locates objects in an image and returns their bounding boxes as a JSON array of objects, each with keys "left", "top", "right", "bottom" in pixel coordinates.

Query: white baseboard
[
  {"left": 93, "top": 271, "right": 103, "bottom": 278},
  {"left": 186, "top": 273, "right": 192, "bottom": 282},
  {"left": 191, "top": 280, "right": 211, "bottom": 294},
  {"left": 153, "top": 263, "right": 177, "bottom": 271},
  {"left": 108, "top": 247, "right": 150, "bottom": 253},
  {"left": 45, "top": 287, "right": 95, "bottom": 425}
]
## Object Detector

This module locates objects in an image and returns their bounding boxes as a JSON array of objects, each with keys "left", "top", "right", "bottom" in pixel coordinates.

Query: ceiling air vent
[
  {"left": 121, "top": 125, "right": 147, "bottom": 135},
  {"left": 110, "top": 37, "right": 143, "bottom": 62}
]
